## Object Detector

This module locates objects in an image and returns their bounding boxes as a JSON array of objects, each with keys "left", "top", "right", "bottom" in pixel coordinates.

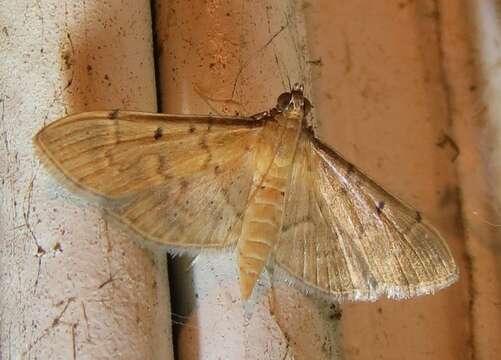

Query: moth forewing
[
  {"left": 273, "top": 129, "right": 458, "bottom": 301},
  {"left": 34, "top": 110, "right": 263, "bottom": 249},
  {"left": 34, "top": 83, "right": 458, "bottom": 302}
]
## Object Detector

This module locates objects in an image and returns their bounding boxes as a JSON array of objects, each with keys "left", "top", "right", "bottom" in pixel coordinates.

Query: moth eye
[
  {"left": 303, "top": 98, "right": 313, "bottom": 116},
  {"left": 276, "top": 92, "right": 292, "bottom": 111}
]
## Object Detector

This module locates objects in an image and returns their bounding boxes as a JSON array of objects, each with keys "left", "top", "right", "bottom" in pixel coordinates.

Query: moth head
[{"left": 276, "top": 83, "right": 312, "bottom": 117}]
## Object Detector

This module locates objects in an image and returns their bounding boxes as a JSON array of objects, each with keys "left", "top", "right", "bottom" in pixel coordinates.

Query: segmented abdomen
[{"left": 238, "top": 116, "right": 301, "bottom": 299}]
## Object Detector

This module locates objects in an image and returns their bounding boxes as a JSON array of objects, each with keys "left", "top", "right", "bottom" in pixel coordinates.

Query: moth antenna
[
  {"left": 286, "top": 73, "right": 292, "bottom": 92},
  {"left": 472, "top": 210, "right": 501, "bottom": 227}
]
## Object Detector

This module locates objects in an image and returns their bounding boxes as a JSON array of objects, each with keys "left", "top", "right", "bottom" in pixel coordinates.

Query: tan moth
[{"left": 33, "top": 83, "right": 458, "bottom": 301}]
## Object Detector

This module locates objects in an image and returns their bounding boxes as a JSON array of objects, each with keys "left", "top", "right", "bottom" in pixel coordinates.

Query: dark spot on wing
[
  {"left": 154, "top": 127, "right": 163, "bottom": 140},
  {"left": 376, "top": 201, "right": 385, "bottom": 215},
  {"left": 214, "top": 165, "right": 220, "bottom": 174},
  {"left": 415, "top": 211, "right": 422, "bottom": 223},
  {"left": 180, "top": 180, "right": 189, "bottom": 189},
  {"left": 282, "top": 215, "right": 313, "bottom": 232},
  {"left": 157, "top": 156, "right": 169, "bottom": 173},
  {"left": 109, "top": 109, "right": 120, "bottom": 119},
  {"left": 199, "top": 137, "right": 209, "bottom": 149},
  {"left": 205, "top": 154, "right": 212, "bottom": 168},
  {"left": 189, "top": 126, "right": 196, "bottom": 133}
]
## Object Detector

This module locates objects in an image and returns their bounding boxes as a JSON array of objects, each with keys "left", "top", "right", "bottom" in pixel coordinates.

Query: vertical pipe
[
  {"left": 154, "top": 0, "right": 340, "bottom": 358},
  {"left": 0, "top": 1, "right": 173, "bottom": 359}
]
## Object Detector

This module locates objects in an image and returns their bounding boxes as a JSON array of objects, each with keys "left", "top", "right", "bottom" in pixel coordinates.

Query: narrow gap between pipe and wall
[{"left": 149, "top": 1, "right": 185, "bottom": 357}]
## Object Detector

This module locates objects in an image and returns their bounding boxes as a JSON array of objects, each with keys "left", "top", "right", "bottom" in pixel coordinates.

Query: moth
[{"left": 34, "top": 83, "right": 458, "bottom": 301}]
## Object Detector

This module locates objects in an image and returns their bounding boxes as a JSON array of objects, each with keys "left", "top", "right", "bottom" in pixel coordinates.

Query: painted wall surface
[{"left": 0, "top": 1, "right": 172, "bottom": 359}]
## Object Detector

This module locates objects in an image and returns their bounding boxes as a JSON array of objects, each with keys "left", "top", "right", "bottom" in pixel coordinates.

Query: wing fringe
[{"left": 272, "top": 265, "right": 459, "bottom": 302}]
